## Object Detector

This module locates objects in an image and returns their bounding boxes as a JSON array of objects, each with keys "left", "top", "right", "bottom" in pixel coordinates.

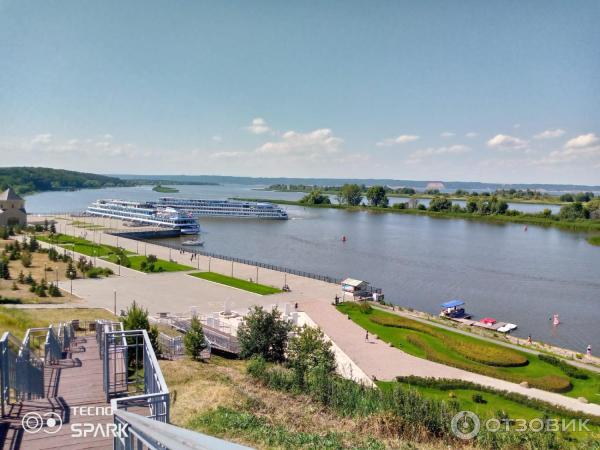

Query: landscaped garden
[
  {"left": 38, "top": 233, "right": 193, "bottom": 273},
  {"left": 337, "top": 302, "right": 600, "bottom": 403},
  {"left": 189, "top": 272, "right": 282, "bottom": 295}
]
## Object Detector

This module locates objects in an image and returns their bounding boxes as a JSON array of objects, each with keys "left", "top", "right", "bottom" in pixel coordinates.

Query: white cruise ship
[
  {"left": 87, "top": 199, "right": 200, "bottom": 234},
  {"left": 155, "top": 197, "right": 288, "bottom": 220}
]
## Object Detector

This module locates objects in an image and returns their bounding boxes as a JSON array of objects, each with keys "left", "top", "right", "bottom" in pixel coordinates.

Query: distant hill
[{"left": 0, "top": 167, "right": 133, "bottom": 196}]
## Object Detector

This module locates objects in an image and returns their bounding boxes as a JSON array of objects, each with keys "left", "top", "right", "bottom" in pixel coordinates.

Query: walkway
[
  {"left": 300, "top": 299, "right": 600, "bottom": 417},
  {"left": 0, "top": 336, "right": 113, "bottom": 450}
]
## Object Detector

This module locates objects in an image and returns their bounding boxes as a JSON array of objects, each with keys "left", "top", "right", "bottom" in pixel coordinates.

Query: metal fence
[
  {"left": 171, "top": 318, "right": 239, "bottom": 355},
  {"left": 0, "top": 331, "right": 45, "bottom": 416},
  {"left": 133, "top": 237, "right": 343, "bottom": 284}
]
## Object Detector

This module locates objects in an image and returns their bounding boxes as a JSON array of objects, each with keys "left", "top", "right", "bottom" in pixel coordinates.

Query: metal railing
[
  {"left": 0, "top": 331, "right": 45, "bottom": 416},
  {"left": 133, "top": 237, "right": 342, "bottom": 284},
  {"left": 111, "top": 409, "right": 251, "bottom": 450},
  {"left": 171, "top": 318, "right": 239, "bottom": 354}
]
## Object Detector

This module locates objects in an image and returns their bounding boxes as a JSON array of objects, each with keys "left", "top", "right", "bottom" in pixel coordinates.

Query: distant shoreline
[{"left": 233, "top": 197, "right": 600, "bottom": 235}]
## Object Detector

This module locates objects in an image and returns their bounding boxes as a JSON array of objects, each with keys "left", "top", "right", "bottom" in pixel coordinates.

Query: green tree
[
  {"left": 339, "top": 184, "right": 363, "bottom": 206},
  {"left": 466, "top": 198, "right": 478, "bottom": 213},
  {"left": 287, "top": 325, "right": 336, "bottom": 386},
  {"left": 66, "top": 261, "right": 77, "bottom": 279},
  {"left": 20, "top": 251, "right": 32, "bottom": 268},
  {"left": 237, "top": 306, "right": 292, "bottom": 362},
  {"left": 428, "top": 196, "right": 453, "bottom": 212},
  {"left": 28, "top": 236, "right": 39, "bottom": 252},
  {"left": 121, "top": 301, "right": 159, "bottom": 353},
  {"left": 586, "top": 198, "right": 600, "bottom": 220},
  {"left": 559, "top": 202, "right": 589, "bottom": 220},
  {"left": 299, "top": 189, "right": 331, "bottom": 205},
  {"left": 184, "top": 316, "right": 208, "bottom": 360},
  {"left": 0, "top": 259, "right": 10, "bottom": 280},
  {"left": 365, "top": 185, "right": 388, "bottom": 207}
]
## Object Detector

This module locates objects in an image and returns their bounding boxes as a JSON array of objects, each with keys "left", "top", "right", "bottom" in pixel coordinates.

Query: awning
[
  {"left": 341, "top": 278, "right": 366, "bottom": 287},
  {"left": 441, "top": 300, "right": 465, "bottom": 308}
]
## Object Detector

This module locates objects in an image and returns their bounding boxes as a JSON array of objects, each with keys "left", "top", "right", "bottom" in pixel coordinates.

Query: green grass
[
  {"left": 38, "top": 234, "right": 192, "bottom": 273},
  {"left": 588, "top": 236, "right": 600, "bottom": 246},
  {"left": 187, "top": 407, "right": 385, "bottom": 450},
  {"left": 116, "top": 255, "right": 193, "bottom": 272},
  {"left": 337, "top": 303, "right": 600, "bottom": 402},
  {"left": 378, "top": 380, "right": 600, "bottom": 441},
  {"left": 152, "top": 184, "right": 179, "bottom": 193},
  {"left": 189, "top": 272, "right": 282, "bottom": 295}
]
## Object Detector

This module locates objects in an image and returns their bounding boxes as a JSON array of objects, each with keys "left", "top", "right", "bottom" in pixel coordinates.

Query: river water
[{"left": 25, "top": 185, "right": 599, "bottom": 352}]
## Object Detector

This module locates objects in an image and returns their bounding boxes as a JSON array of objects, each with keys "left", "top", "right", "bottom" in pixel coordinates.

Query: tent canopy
[{"left": 441, "top": 300, "right": 465, "bottom": 308}]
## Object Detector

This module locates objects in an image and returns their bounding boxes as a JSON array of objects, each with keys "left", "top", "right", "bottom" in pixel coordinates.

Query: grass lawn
[
  {"left": 38, "top": 234, "right": 192, "bottom": 273},
  {"left": 189, "top": 272, "right": 282, "bottom": 295},
  {"left": 103, "top": 254, "right": 193, "bottom": 272},
  {"left": 338, "top": 303, "right": 600, "bottom": 403},
  {"left": 378, "top": 380, "right": 600, "bottom": 441},
  {"left": 0, "top": 306, "right": 115, "bottom": 339}
]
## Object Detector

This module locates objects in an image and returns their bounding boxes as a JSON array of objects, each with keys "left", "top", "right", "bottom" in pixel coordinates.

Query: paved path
[{"left": 300, "top": 299, "right": 600, "bottom": 417}]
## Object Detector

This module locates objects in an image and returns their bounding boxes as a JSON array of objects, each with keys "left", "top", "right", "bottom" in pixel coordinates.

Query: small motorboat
[{"left": 182, "top": 239, "right": 204, "bottom": 246}]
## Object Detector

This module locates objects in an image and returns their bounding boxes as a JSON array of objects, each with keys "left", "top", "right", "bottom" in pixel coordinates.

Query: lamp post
[
  {"left": 44, "top": 263, "right": 47, "bottom": 282},
  {"left": 55, "top": 267, "right": 58, "bottom": 287},
  {"left": 231, "top": 260, "right": 234, "bottom": 277},
  {"left": 208, "top": 257, "right": 211, "bottom": 272},
  {"left": 256, "top": 266, "right": 259, "bottom": 284},
  {"left": 113, "top": 290, "right": 117, "bottom": 316}
]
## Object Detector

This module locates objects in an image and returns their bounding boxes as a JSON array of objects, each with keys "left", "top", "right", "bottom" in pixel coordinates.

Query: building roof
[{"left": 0, "top": 187, "right": 23, "bottom": 201}]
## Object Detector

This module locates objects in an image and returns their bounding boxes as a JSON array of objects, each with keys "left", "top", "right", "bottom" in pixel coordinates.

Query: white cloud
[
  {"left": 533, "top": 128, "right": 565, "bottom": 140},
  {"left": 487, "top": 134, "right": 529, "bottom": 150},
  {"left": 244, "top": 117, "right": 271, "bottom": 135},
  {"left": 212, "top": 135, "right": 223, "bottom": 143},
  {"left": 257, "top": 128, "right": 343, "bottom": 156},
  {"left": 407, "top": 145, "right": 471, "bottom": 164},
  {"left": 376, "top": 134, "right": 419, "bottom": 146},
  {"left": 210, "top": 151, "right": 246, "bottom": 159},
  {"left": 465, "top": 132, "right": 478, "bottom": 138},
  {"left": 440, "top": 131, "right": 455, "bottom": 138},
  {"left": 31, "top": 134, "right": 53, "bottom": 145},
  {"left": 565, "top": 133, "right": 598, "bottom": 149}
]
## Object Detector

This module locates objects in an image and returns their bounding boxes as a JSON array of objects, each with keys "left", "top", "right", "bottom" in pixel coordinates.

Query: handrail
[{"left": 112, "top": 409, "right": 251, "bottom": 450}]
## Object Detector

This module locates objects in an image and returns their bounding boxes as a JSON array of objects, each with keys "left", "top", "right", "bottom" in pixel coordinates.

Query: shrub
[
  {"left": 237, "top": 306, "right": 292, "bottom": 362},
  {"left": 538, "top": 354, "right": 589, "bottom": 380},
  {"left": 287, "top": 325, "right": 336, "bottom": 387},
  {"left": 184, "top": 316, "right": 208, "bottom": 360},
  {"left": 472, "top": 393, "right": 486, "bottom": 404}
]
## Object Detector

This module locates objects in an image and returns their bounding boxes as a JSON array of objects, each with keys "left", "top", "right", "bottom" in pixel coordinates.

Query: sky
[{"left": 1, "top": 0, "right": 599, "bottom": 185}]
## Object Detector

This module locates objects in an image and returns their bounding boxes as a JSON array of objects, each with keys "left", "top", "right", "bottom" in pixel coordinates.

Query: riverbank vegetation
[
  {"left": 338, "top": 303, "right": 600, "bottom": 402},
  {"left": 190, "top": 272, "right": 282, "bottom": 295},
  {"left": 268, "top": 183, "right": 597, "bottom": 205},
  {"left": 152, "top": 184, "right": 179, "bottom": 193},
  {"left": 236, "top": 187, "right": 600, "bottom": 233}
]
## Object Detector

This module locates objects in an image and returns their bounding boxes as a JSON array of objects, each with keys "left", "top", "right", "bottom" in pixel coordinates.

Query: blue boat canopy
[{"left": 441, "top": 300, "right": 465, "bottom": 308}]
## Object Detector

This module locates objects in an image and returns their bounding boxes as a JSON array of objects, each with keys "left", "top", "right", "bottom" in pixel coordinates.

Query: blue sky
[{"left": 1, "top": 0, "right": 599, "bottom": 184}]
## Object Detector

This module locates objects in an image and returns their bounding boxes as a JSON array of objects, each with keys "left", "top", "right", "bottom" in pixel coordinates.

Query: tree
[
  {"left": 586, "top": 199, "right": 600, "bottom": 220},
  {"left": 28, "top": 236, "right": 39, "bottom": 252},
  {"left": 49, "top": 222, "right": 57, "bottom": 234},
  {"left": 428, "top": 196, "right": 453, "bottom": 212},
  {"left": 299, "top": 189, "right": 331, "bottom": 205},
  {"left": 365, "top": 186, "right": 388, "bottom": 207},
  {"left": 287, "top": 325, "right": 336, "bottom": 386},
  {"left": 66, "top": 261, "right": 77, "bottom": 279},
  {"left": 121, "top": 301, "right": 159, "bottom": 353},
  {"left": 184, "top": 316, "right": 208, "bottom": 360},
  {"left": 237, "top": 306, "right": 292, "bottom": 362},
  {"left": 0, "top": 259, "right": 10, "bottom": 280},
  {"left": 466, "top": 198, "right": 478, "bottom": 213},
  {"left": 20, "top": 251, "right": 32, "bottom": 268},
  {"left": 559, "top": 202, "right": 589, "bottom": 221},
  {"left": 339, "top": 184, "right": 363, "bottom": 206}
]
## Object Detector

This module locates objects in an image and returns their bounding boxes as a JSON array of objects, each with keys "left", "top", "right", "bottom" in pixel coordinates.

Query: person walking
[
  {"left": 365, "top": 331, "right": 369, "bottom": 342},
  {"left": 587, "top": 344, "right": 592, "bottom": 357},
  {"left": 527, "top": 335, "right": 532, "bottom": 345}
]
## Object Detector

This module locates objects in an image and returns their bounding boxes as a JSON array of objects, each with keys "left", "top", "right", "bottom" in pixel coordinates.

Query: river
[{"left": 25, "top": 185, "right": 600, "bottom": 352}]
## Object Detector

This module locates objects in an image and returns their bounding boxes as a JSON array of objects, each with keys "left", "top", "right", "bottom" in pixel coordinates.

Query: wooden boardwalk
[{"left": 0, "top": 336, "right": 113, "bottom": 450}]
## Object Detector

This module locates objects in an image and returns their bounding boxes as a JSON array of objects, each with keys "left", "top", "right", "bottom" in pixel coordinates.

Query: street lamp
[
  {"left": 208, "top": 257, "right": 211, "bottom": 272},
  {"left": 113, "top": 290, "right": 117, "bottom": 316}
]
